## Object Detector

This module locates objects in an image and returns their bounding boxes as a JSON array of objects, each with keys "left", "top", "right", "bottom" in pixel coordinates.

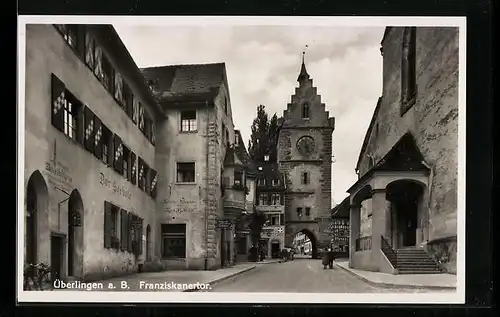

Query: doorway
[
  {"left": 271, "top": 241, "right": 280, "bottom": 258},
  {"left": 26, "top": 180, "right": 37, "bottom": 265},
  {"left": 401, "top": 201, "right": 418, "bottom": 247},
  {"left": 67, "top": 189, "right": 84, "bottom": 278},
  {"left": 50, "top": 235, "right": 64, "bottom": 281}
]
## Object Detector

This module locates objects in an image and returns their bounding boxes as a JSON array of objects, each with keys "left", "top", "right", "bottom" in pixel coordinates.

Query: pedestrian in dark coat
[
  {"left": 322, "top": 250, "right": 329, "bottom": 269},
  {"left": 327, "top": 248, "right": 335, "bottom": 269}
]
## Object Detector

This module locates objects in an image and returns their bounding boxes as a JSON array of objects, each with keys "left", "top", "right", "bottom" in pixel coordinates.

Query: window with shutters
[
  {"left": 272, "top": 179, "right": 280, "bottom": 186},
  {"left": 62, "top": 91, "right": 83, "bottom": 143},
  {"left": 113, "top": 135, "right": 123, "bottom": 173},
  {"left": 161, "top": 224, "right": 186, "bottom": 259},
  {"left": 150, "top": 121, "right": 156, "bottom": 145},
  {"left": 120, "top": 209, "right": 128, "bottom": 252},
  {"left": 150, "top": 169, "right": 158, "bottom": 199},
  {"left": 101, "top": 125, "right": 113, "bottom": 166},
  {"left": 84, "top": 30, "right": 95, "bottom": 69},
  {"left": 144, "top": 112, "right": 152, "bottom": 140},
  {"left": 132, "top": 96, "right": 139, "bottom": 124},
  {"left": 401, "top": 27, "right": 417, "bottom": 115},
  {"left": 258, "top": 178, "right": 266, "bottom": 186},
  {"left": 123, "top": 82, "right": 134, "bottom": 118},
  {"left": 83, "top": 106, "right": 96, "bottom": 153},
  {"left": 138, "top": 104, "right": 145, "bottom": 132},
  {"left": 144, "top": 164, "right": 151, "bottom": 194},
  {"left": 122, "top": 145, "right": 130, "bottom": 179},
  {"left": 305, "top": 207, "right": 311, "bottom": 216},
  {"left": 110, "top": 204, "right": 120, "bottom": 250},
  {"left": 129, "top": 214, "right": 143, "bottom": 256},
  {"left": 130, "top": 152, "right": 137, "bottom": 185},
  {"left": 138, "top": 158, "right": 146, "bottom": 191},
  {"left": 180, "top": 110, "right": 197, "bottom": 132},
  {"left": 100, "top": 53, "right": 114, "bottom": 92},
  {"left": 54, "top": 24, "right": 85, "bottom": 57},
  {"left": 176, "top": 162, "right": 195, "bottom": 183},
  {"left": 114, "top": 71, "right": 124, "bottom": 106}
]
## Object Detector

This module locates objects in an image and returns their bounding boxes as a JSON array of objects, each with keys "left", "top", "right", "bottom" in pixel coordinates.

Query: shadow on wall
[{"left": 426, "top": 236, "right": 457, "bottom": 274}]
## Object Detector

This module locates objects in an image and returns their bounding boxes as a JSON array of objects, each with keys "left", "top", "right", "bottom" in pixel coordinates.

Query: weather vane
[{"left": 302, "top": 45, "right": 308, "bottom": 61}]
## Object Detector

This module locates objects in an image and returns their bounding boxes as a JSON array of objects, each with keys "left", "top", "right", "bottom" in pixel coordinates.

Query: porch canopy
[{"left": 346, "top": 133, "right": 431, "bottom": 272}]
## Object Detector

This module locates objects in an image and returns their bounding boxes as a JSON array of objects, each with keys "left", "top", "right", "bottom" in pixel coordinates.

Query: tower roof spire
[{"left": 297, "top": 45, "right": 310, "bottom": 82}]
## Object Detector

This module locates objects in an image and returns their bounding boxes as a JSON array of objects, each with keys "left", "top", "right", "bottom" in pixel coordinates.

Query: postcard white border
[{"left": 17, "top": 15, "right": 466, "bottom": 304}]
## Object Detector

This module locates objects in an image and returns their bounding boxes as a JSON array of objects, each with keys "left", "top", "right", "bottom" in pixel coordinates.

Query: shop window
[{"left": 161, "top": 224, "right": 186, "bottom": 259}]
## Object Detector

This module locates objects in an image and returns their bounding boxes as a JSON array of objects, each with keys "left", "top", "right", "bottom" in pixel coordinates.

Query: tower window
[
  {"left": 302, "top": 103, "right": 310, "bottom": 118},
  {"left": 401, "top": 27, "right": 417, "bottom": 115}
]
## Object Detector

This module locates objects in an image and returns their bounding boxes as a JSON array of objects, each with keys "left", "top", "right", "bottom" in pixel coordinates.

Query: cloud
[{"left": 114, "top": 24, "right": 385, "bottom": 203}]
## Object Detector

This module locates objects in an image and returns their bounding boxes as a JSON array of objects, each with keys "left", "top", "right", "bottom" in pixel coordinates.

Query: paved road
[{"left": 204, "top": 259, "right": 452, "bottom": 293}]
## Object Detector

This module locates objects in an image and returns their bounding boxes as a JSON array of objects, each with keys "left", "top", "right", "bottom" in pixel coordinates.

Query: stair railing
[{"left": 381, "top": 235, "right": 398, "bottom": 268}]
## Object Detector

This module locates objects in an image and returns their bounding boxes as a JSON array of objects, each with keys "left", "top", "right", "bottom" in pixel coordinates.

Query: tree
[
  {"left": 246, "top": 105, "right": 281, "bottom": 259},
  {"left": 247, "top": 105, "right": 280, "bottom": 163}
]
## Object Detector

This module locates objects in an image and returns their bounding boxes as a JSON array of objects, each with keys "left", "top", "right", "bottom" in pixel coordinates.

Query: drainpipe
[
  {"left": 204, "top": 100, "right": 210, "bottom": 270},
  {"left": 420, "top": 160, "right": 433, "bottom": 243}
]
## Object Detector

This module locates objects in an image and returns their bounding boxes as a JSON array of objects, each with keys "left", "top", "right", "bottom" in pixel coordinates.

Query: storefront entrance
[{"left": 271, "top": 241, "right": 281, "bottom": 258}]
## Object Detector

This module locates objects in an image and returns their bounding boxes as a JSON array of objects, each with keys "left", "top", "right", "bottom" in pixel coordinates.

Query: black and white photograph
[{"left": 17, "top": 16, "right": 465, "bottom": 304}]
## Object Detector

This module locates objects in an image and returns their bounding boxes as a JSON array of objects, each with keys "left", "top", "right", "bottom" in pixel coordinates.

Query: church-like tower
[{"left": 278, "top": 54, "right": 335, "bottom": 257}]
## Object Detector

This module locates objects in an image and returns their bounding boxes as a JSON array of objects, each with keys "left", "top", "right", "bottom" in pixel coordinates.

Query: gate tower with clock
[{"left": 277, "top": 53, "right": 335, "bottom": 258}]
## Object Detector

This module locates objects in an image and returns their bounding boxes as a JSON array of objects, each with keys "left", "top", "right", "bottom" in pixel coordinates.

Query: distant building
[
  {"left": 347, "top": 27, "right": 459, "bottom": 274},
  {"left": 255, "top": 160, "right": 286, "bottom": 259},
  {"left": 330, "top": 197, "right": 350, "bottom": 258},
  {"left": 278, "top": 56, "right": 335, "bottom": 258}
]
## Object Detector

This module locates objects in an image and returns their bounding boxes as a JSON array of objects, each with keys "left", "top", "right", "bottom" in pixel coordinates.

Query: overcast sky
[{"left": 114, "top": 24, "right": 385, "bottom": 204}]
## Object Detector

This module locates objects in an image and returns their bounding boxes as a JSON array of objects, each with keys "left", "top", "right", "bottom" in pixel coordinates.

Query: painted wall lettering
[
  {"left": 99, "top": 172, "right": 132, "bottom": 200},
  {"left": 44, "top": 161, "right": 72, "bottom": 192},
  {"left": 163, "top": 197, "right": 197, "bottom": 213}
]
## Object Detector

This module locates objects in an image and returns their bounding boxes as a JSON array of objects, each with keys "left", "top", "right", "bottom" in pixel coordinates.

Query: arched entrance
[
  {"left": 270, "top": 239, "right": 281, "bottom": 258},
  {"left": 386, "top": 180, "right": 426, "bottom": 248},
  {"left": 67, "top": 189, "right": 84, "bottom": 279},
  {"left": 146, "top": 225, "right": 151, "bottom": 262},
  {"left": 25, "top": 171, "right": 49, "bottom": 266},
  {"left": 292, "top": 229, "right": 318, "bottom": 259}
]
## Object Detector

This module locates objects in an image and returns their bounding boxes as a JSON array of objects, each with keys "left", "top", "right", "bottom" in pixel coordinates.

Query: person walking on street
[
  {"left": 327, "top": 248, "right": 335, "bottom": 269},
  {"left": 322, "top": 249, "right": 330, "bottom": 269}
]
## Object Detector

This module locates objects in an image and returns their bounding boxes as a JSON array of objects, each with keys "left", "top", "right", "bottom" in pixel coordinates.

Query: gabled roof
[
  {"left": 141, "top": 62, "right": 227, "bottom": 102},
  {"left": 223, "top": 146, "right": 243, "bottom": 167},
  {"left": 355, "top": 96, "right": 383, "bottom": 171},
  {"left": 347, "top": 132, "right": 430, "bottom": 193},
  {"left": 234, "top": 130, "right": 258, "bottom": 176},
  {"left": 331, "top": 197, "right": 350, "bottom": 219}
]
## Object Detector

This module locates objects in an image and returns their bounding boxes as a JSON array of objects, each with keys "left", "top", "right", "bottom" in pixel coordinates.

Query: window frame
[
  {"left": 176, "top": 162, "right": 196, "bottom": 183},
  {"left": 180, "top": 110, "right": 197, "bottom": 132}
]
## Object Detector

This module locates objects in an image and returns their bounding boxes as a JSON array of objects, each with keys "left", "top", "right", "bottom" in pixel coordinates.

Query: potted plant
[{"left": 23, "top": 262, "right": 52, "bottom": 291}]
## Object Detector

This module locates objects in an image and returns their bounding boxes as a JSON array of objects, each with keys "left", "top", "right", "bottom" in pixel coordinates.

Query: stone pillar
[
  {"left": 349, "top": 204, "right": 361, "bottom": 268},
  {"left": 371, "top": 189, "right": 391, "bottom": 270}
]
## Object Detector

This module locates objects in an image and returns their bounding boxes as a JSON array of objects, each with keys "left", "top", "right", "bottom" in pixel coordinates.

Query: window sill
[
  {"left": 175, "top": 182, "right": 197, "bottom": 185},
  {"left": 161, "top": 257, "right": 186, "bottom": 260},
  {"left": 179, "top": 130, "right": 198, "bottom": 134}
]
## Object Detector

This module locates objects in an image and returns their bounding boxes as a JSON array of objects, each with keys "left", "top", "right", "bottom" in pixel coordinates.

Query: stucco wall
[
  {"left": 25, "top": 24, "right": 157, "bottom": 280},
  {"left": 359, "top": 27, "right": 458, "bottom": 245}
]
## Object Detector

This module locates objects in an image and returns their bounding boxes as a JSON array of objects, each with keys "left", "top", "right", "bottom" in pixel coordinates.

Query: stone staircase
[{"left": 395, "top": 247, "right": 442, "bottom": 274}]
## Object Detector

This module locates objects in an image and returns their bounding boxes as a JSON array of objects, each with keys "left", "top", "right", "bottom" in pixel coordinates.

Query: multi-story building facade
[
  {"left": 330, "top": 197, "right": 350, "bottom": 258},
  {"left": 347, "top": 27, "right": 459, "bottom": 274},
  {"left": 278, "top": 57, "right": 336, "bottom": 258},
  {"left": 255, "top": 160, "right": 286, "bottom": 259},
  {"left": 24, "top": 24, "right": 163, "bottom": 281},
  {"left": 142, "top": 62, "right": 243, "bottom": 270},
  {"left": 233, "top": 130, "right": 257, "bottom": 262}
]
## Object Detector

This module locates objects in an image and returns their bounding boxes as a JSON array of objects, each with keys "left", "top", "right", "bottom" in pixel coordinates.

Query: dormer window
[{"left": 302, "top": 103, "right": 310, "bottom": 119}]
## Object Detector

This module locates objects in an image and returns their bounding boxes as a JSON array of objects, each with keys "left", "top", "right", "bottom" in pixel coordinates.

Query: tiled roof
[{"left": 141, "top": 63, "right": 227, "bottom": 100}]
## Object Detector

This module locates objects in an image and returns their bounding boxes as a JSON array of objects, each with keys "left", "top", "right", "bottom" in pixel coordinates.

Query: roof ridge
[{"left": 141, "top": 62, "right": 226, "bottom": 70}]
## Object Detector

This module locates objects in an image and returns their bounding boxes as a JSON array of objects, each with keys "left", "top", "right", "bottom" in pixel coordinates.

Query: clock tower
[{"left": 278, "top": 53, "right": 335, "bottom": 258}]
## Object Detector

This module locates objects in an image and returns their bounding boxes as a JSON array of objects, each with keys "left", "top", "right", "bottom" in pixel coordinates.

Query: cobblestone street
[{"left": 203, "top": 260, "right": 455, "bottom": 293}]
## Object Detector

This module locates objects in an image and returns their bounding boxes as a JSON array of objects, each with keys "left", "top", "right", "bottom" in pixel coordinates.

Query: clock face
[{"left": 296, "top": 136, "right": 315, "bottom": 156}]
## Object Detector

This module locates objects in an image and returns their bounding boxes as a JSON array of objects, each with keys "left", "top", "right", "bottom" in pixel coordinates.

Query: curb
[
  {"left": 183, "top": 266, "right": 257, "bottom": 292},
  {"left": 337, "top": 264, "right": 456, "bottom": 291}
]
